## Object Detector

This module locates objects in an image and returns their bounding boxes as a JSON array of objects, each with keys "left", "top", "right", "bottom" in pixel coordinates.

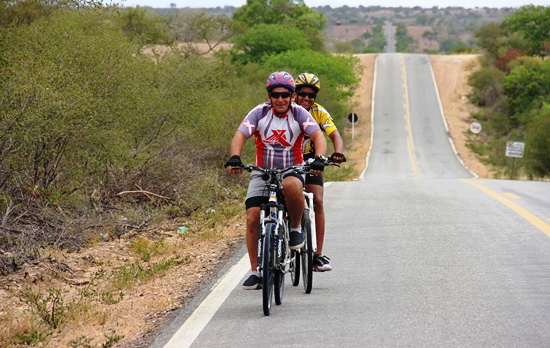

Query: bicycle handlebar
[{"left": 235, "top": 157, "right": 339, "bottom": 175}]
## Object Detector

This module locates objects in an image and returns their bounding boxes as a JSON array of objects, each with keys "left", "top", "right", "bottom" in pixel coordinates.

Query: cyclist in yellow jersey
[{"left": 295, "top": 73, "right": 346, "bottom": 272}]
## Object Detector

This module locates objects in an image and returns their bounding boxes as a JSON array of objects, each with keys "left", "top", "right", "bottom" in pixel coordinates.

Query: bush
[
  {"left": 0, "top": 8, "right": 263, "bottom": 265},
  {"left": 525, "top": 105, "right": 550, "bottom": 178}
]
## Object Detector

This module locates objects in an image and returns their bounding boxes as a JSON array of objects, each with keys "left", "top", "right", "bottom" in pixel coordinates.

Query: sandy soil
[{"left": 0, "top": 53, "right": 490, "bottom": 348}]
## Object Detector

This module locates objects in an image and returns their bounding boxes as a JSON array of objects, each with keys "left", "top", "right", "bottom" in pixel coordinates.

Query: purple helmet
[{"left": 266, "top": 71, "right": 295, "bottom": 93}]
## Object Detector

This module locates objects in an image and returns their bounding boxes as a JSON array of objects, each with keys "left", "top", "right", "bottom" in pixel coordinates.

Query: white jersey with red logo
[{"left": 238, "top": 102, "right": 320, "bottom": 169}]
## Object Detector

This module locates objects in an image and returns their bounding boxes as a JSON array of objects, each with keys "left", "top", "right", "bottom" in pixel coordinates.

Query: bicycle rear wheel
[
  {"left": 301, "top": 208, "right": 313, "bottom": 294},
  {"left": 262, "top": 223, "right": 274, "bottom": 316},
  {"left": 291, "top": 249, "right": 300, "bottom": 286}
]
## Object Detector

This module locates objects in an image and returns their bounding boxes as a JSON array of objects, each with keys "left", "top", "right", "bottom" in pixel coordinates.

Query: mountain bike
[
  {"left": 291, "top": 159, "right": 339, "bottom": 294},
  {"left": 290, "top": 189, "right": 316, "bottom": 293},
  {"left": 240, "top": 164, "right": 310, "bottom": 316}
]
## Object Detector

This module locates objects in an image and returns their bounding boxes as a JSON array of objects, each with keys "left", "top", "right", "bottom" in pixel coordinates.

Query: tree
[
  {"left": 503, "top": 57, "right": 550, "bottom": 125},
  {"left": 230, "top": 24, "right": 309, "bottom": 64},
  {"left": 232, "top": 0, "right": 326, "bottom": 50},
  {"left": 0, "top": 0, "right": 105, "bottom": 28},
  {"left": 505, "top": 5, "right": 550, "bottom": 57},
  {"left": 395, "top": 23, "right": 413, "bottom": 52},
  {"left": 473, "top": 22, "right": 507, "bottom": 61},
  {"left": 261, "top": 49, "right": 359, "bottom": 92},
  {"left": 168, "top": 12, "right": 238, "bottom": 52},
  {"left": 467, "top": 67, "right": 505, "bottom": 108},
  {"left": 116, "top": 6, "right": 173, "bottom": 45}
]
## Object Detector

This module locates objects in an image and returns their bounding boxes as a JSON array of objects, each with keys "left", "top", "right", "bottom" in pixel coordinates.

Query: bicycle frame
[
  {"left": 241, "top": 164, "right": 307, "bottom": 315},
  {"left": 303, "top": 190, "right": 317, "bottom": 253},
  {"left": 258, "top": 181, "right": 290, "bottom": 275}
]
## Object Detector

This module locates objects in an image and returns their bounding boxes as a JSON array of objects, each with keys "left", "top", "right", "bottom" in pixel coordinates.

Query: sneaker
[
  {"left": 313, "top": 255, "right": 332, "bottom": 272},
  {"left": 242, "top": 275, "right": 262, "bottom": 290},
  {"left": 289, "top": 230, "right": 305, "bottom": 250}
]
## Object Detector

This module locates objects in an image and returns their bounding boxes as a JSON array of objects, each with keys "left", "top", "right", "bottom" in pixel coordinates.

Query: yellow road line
[
  {"left": 400, "top": 54, "right": 420, "bottom": 178},
  {"left": 461, "top": 179, "right": 550, "bottom": 238}
]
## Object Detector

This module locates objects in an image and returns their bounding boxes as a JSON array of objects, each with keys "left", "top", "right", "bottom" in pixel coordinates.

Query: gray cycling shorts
[{"left": 245, "top": 171, "right": 305, "bottom": 209}]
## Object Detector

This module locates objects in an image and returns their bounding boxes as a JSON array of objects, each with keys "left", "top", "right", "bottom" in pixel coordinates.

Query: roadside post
[
  {"left": 505, "top": 141, "right": 525, "bottom": 179},
  {"left": 348, "top": 112, "right": 358, "bottom": 141}
]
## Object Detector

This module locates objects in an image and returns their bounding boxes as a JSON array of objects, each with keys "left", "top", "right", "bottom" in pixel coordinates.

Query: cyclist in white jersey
[{"left": 225, "top": 71, "right": 328, "bottom": 290}]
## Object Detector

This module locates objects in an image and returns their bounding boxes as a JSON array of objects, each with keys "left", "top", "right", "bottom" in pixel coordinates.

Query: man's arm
[
  {"left": 328, "top": 130, "right": 344, "bottom": 154},
  {"left": 309, "top": 129, "right": 327, "bottom": 158},
  {"left": 230, "top": 130, "right": 246, "bottom": 157},
  {"left": 226, "top": 131, "right": 247, "bottom": 174}
]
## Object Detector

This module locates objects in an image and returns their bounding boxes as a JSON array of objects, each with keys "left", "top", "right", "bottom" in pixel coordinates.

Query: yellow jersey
[{"left": 303, "top": 102, "right": 338, "bottom": 158}]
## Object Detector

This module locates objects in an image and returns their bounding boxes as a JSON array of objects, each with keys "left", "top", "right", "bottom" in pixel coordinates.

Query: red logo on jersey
[{"left": 265, "top": 130, "right": 292, "bottom": 146}]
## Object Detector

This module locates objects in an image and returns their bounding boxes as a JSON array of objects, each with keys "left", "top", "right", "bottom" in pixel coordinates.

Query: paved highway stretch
[{"left": 150, "top": 54, "right": 550, "bottom": 347}]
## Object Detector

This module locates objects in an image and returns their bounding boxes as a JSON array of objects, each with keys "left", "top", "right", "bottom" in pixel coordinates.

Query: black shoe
[
  {"left": 289, "top": 231, "right": 305, "bottom": 250},
  {"left": 313, "top": 255, "right": 332, "bottom": 272},
  {"left": 242, "top": 275, "right": 262, "bottom": 290}
]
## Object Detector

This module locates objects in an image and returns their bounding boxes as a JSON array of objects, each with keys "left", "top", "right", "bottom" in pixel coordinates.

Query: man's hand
[
  {"left": 330, "top": 152, "right": 347, "bottom": 163},
  {"left": 309, "top": 155, "right": 326, "bottom": 175},
  {"left": 224, "top": 155, "right": 243, "bottom": 174}
]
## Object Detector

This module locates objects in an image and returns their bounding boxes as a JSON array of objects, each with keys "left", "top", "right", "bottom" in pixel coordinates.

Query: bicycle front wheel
[
  {"left": 301, "top": 208, "right": 313, "bottom": 294},
  {"left": 274, "top": 221, "right": 286, "bottom": 305},
  {"left": 262, "top": 222, "right": 275, "bottom": 316}
]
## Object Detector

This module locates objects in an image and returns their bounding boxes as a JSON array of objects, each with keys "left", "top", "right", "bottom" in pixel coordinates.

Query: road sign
[
  {"left": 505, "top": 141, "right": 525, "bottom": 158},
  {"left": 469, "top": 121, "right": 482, "bottom": 134}
]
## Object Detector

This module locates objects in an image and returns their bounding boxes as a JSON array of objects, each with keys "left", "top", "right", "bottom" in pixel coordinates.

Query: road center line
[
  {"left": 400, "top": 53, "right": 420, "bottom": 178},
  {"left": 460, "top": 179, "right": 550, "bottom": 237}
]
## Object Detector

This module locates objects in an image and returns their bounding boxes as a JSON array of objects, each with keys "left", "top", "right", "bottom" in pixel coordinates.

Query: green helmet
[{"left": 295, "top": 73, "right": 321, "bottom": 93}]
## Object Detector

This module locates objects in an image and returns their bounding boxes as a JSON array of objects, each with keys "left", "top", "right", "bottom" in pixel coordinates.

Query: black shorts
[{"left": 305, "top": 172, "right": 324, "bottom": 187}]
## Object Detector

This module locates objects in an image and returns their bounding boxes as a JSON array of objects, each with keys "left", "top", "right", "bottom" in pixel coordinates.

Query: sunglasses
[
  {"left": 297, "top": 90, "right": 317, "bottom": 99},
  {"left": 270, "top": 91, "right": 292, "bottom": 99}
]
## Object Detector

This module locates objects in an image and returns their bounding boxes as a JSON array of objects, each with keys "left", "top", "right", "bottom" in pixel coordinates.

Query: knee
[
  {"left": 282, "top": 177, "right": 303, "bottom": 196},
  {"left": 314, "top": 196, "right": 324, "bottom": 210}
]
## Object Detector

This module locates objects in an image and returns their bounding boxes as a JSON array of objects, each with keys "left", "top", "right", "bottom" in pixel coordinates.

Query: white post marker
[{"left": 348, "top": 112, "right": 358, "bottom": 141}]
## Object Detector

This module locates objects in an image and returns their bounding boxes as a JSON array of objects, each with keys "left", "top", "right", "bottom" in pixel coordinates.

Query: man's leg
[
  {"left": 282, "top": 176, "right": 305, "bottom": 228},
  {"left": 305, "top": 182, "right": 332, "bottom": 272},
  {"left": 246, "top": 206, "right": 260, "bottom": 271},
  {"left": 305, "top": 184, "right": 325, "bottom": 254},
  {"left": 283, "top": 176, "right": 305, "bottom": 249}
]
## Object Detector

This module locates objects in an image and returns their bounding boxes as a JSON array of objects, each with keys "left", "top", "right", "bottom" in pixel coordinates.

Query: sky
[{"left": 117, "top": 0, "right": 547, "bottom": 9}]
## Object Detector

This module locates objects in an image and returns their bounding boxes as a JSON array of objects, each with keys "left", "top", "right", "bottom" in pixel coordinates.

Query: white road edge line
[
  {"left": 427, "top": 55, "right": 478, "bottom": 179},
  {"left": 163, "top": 254, "right": 250, "bottom": 348},
  {"left": 359, "top": 54, "right": 378, "bottom": 181}
]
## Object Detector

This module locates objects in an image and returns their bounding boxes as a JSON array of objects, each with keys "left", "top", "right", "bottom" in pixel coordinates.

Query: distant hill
[{"left": 146, "top": 5, "right": 515, "bottom": 53}]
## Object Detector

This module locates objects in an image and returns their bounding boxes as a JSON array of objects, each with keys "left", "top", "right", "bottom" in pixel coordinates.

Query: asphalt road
[{"left": 150, "top": 54, "right": 550, "bottom": 347}]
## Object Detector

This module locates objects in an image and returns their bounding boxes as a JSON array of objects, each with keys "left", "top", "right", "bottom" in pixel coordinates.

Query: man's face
[
  {"left": 269, "top": 87, "right": 293, "bottom": 116},
  {"left": 295, "top": 86, "right": 317, "bottom": 111}
]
